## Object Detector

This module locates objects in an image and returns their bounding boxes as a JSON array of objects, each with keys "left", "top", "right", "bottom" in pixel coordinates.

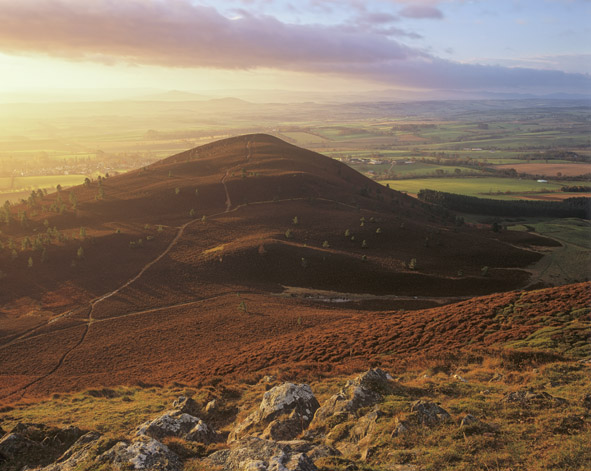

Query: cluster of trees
[
  {"left": 561, "top": 185, "right": 591, "bottom": 193},
  {"left": 418, "top": 189, "right": 591, "bottom": 219}
]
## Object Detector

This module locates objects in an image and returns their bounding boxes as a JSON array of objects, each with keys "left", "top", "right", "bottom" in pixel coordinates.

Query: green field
[
  {"left": 508, "top": 219, "right": 591, "bottom": 284},
  {"left": 0, "top": 175, "right": 88, "bottom": 191},
  {"left": 378, "top": 177, "right": 573, "bottom": 198}
]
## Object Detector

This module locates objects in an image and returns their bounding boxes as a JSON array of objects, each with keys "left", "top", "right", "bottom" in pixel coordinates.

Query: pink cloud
[{"left": 0, "top": 0, "right": 587, "bottom": 92}]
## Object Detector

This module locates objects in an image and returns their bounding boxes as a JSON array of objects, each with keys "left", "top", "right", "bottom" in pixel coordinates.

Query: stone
[
  {"left": 185, "top": 419, "right": 221, "bottom": 444},
  {"left": 37, "top": 432, "right": 106, "bottom": 471},
  {"left": 136, "top": 410, "right": 202, "bottom": 440},
  {"left": 459, "top": 414, "right": 478, "bottom": 428},
  {"left": 409, "top": 400, "right": 451, "bottom": 426},
  {"left": 172, "top": 396, "right": 200, "bottom": 416},
  {"left": 206, "top": 437, "right": 317, "bottom": 471},
  {"left": 231, "top": 383, "right": 319, "bottom": 441},
  {"left": 553, "top": 415, "right": 586, "bottom": 435},
  {"left": 98, "top": 435, "right": 182, "bottom": 471},
  {"left": 502, "top": 388, "right": 567, "bottom": 405},
  {"left": 0, "top": 433, "right": 47, "bottom": 470},
  {"left": 391, "top": 401, "right": 451, "bottom": 437},
  {"left": 313, "top": 369, "right": 394, "bottom": 425},
  {"left": 0, "top": 423, "right": 85, "bottom": 471},
  {"left": 205, "top": 399, "right": 219, "bottom": 414}
]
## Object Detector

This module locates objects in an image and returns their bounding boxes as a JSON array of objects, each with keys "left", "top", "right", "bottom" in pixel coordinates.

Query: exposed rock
[
  {"left": 137, "top": 410, "right": 202, "bottom": 440},
  {"left": 350, "top": 408, "right": 385, "bottom": 443},
  {"left": 207, "top": 437, "right": 317, "bottom": 471},
  {"left": 582, "top": 393, "right": 591, "bottom": 409},
  {"left": 502, "top": 388, "right": 567, "bottom": 406},
  {"left": 231, "top": 383, "right": 319, "bottom": 441},
  {"left": 37, "top": 432, "right": 108, "bottom": 471},
  {"left": 172, "top": 396, "right": 200, "bottom": 416},
  {"left": 0, "top": 433, "right": 47, "bottom": 470},
  {"left": 459, "top": 414, "right": 478, "bottom": 428},
  {"left": 391, "top": 401, "right": 451, "bottom": 437},
  {"left": 261, "top": 414, "right": 306, "bottom": 441},
  {"left": 98, "top": 435, "right": 182, "bottom": 471},
  {"left": 185, "top": 419, "right": 220, "bottom": 444},
  {"left": 553, "top": 415, "right": 586, "bottom": 435},
  {"left": 205, "top": 398, "right": 219, "bottom": 414},
  {"left": 313, "top": 369, "right": 394, "bottom": 425},
  {"left": 409, "top": 400, "right": 451, "bottom": 426},
  {"left": 0, "top": 423, "right": 84, "bottom": 471}
]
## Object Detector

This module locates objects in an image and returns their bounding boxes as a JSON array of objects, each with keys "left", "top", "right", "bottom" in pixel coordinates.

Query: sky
[{"left": 0, "top": 0, "right": 589, "bottom": 99}]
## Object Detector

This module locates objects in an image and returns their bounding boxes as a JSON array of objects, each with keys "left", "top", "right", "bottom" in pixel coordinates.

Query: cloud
[
  {"left": 0, "top": 0, "right": 588, "bottom": 93},
  {"left": 399, "top": 5, "right": 444, "bottom": 19},
  {"left": 0, "top": 0, "right": 422, "bottom": 68}
]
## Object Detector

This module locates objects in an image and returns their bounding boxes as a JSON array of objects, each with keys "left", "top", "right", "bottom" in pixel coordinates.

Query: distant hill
[{"left": 0, "top": 134, "right": 562, "bottom": 399}]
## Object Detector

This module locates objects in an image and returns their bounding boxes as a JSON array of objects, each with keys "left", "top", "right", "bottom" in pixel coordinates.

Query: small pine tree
[
  {"left": 77, "top": 247, "right": 84, "bottom": 259},
  {"left": 409, "top": 258, "right": 417, "bottom": 270},
  {"left": 41, "top": 248, "right": 47, "bottom": 263},
  {"left": 79, "top": 227, "right": 86, "bottom": 239},
  {"left": 189, "top": 209, "right": 195, "bottom": 217},
  {"left": 344, "top": 229, "right": 351, "bottom": 237},
  {"left": 157, "top": 225, "right": 164, "bottom": 232},
  {"left": 285, "top": 229, "right": 293, "bottom": 239},
  {"left": 175, "top": 187, "right": 180, "bottom": 195},
  {"left": 376, "top": 228, "right": 382, "bottom": 234},
  {"left": 238, "top": 301, "right": 248, "bottom": 313},
  {"left": 27, "top": 256, "right": 33, "bottom": 268},
  {"left": 361, "top": 239, "right": 368, "bottom": 249},
  {"left": 481, "top": 266, "right": 489, "bottom": 277},
  {"left": 292, "top": 216, "right": 299, "bottom": 225},
  {"left": 201, "top": 215, "right": 207, "bottom": 223},
  {"left": 322, "top": 240, "right": 330, "bottom": 248}
]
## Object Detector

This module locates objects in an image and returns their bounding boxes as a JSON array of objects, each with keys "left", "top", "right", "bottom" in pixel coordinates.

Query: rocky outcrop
[
  {"left": 98, "top": 435, "right": 182, "bottom": 471},
  {"left": 231, "top": 383, "right": 319, "bottom": 441},
  {"left": 37, "top": 432, "right": 109, "bottom": 471},
  {"left": 502, "top": 388, "right": 567, "bottom": 406},
  {"left": 0, "top": 423, "right": 84, "bottom": 471},
  {"left": 391, "top": 401, "right": 451, "bottom": 437},
  {"left": 207, "top": 437, "right": 318, "bottom": 471},
  {"left": 313, "top": 369, "right": 394, "bottom": 426},
  {"left": 172, "top": 396, "right": 201, "bottom": 416},
  {"left": 136, "top": 397, "right": 220, "bottom": 444}
]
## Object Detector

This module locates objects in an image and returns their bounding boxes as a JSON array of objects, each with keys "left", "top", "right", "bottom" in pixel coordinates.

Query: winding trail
[{"left": 2, "top": 217, "right": 200, "bottom": 400}]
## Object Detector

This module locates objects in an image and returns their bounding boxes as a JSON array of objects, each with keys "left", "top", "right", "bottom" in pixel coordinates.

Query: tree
[
  {"left": 409, "top": 258, "right": 417, "bottom": 270},
  {"left": 27, "top": 256, "right": 33, "bottom": 268},
  {"left": 292, "top": 216, "right": 299, "bottom": 225},
  {"left": 175, "top": 187, "right": 180, "bottom": 195},
  {"left": 285, "top": 229, "right": 293, "bottom": 239},
  {"left": 238, "top": 301, "right": 248, "bottom": 313},
  {"left": 322, "top": 240, "right": 330, "bottom": 248},
  {"left": 344, "top": 229, "right": 351, "bottom": 237},
  {"left": 189, "top": 209, "right": 195, "bottom": 217},
  {"left": 77, "top": 247, "right": 84, "bottom": 259},
  {"left": 361, "top": 239, "right": 368, "bottom": 249},
  {"left": 79, "top": 227, "right": 86, "bottom": 239}
]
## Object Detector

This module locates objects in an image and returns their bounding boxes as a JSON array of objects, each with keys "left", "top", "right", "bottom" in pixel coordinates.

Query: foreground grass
[{"left": 1, "top": 347, "right": 589, "bottom": 470}]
